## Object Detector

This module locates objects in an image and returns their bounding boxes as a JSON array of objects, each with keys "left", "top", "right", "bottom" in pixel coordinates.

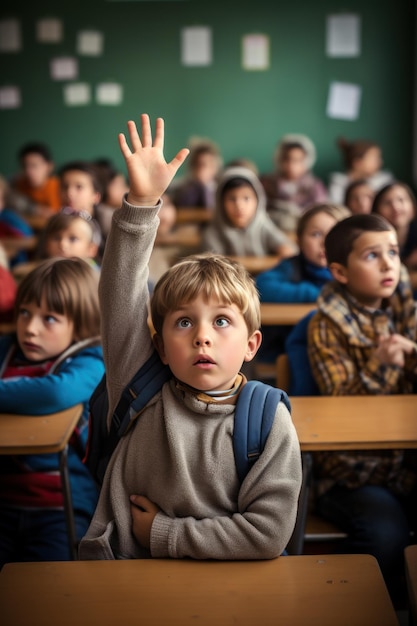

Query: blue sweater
[
  {"left": 0, "top": 335, "right": 105, "bottom": 517},
  {"left": 256, "top": 254, "right": 332, "bottom": 303}
]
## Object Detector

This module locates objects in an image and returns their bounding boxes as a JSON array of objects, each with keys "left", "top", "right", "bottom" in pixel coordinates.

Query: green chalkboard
[{"left": 0, "top": 0, "right": 414, "bottom": 190}]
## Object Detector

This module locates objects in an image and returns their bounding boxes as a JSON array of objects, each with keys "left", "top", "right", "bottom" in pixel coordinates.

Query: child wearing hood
[
  {"left": 201, "top": 166, "right": 296, "bottom": 260},
  {"left": 260, "top": 134, "right": 328, "bottom": 233}
]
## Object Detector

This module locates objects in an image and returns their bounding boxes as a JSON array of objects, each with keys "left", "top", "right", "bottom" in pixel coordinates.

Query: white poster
[
  {"left": 0, "top": 86, "right": 21, "bottom": 109},
  {"left": 37, "top": 18, "right": 63, "bottom": 43},
  {"left": 50, "top": 57, "right": 78, "bottom": 80},
  {"left": 77, "top": 30, "right": 104, "bottom": 56},
  {"left": 0, "top": 19, "right": 21, "bottom": 52},
  {"left": 242, "top": 34, "right": 269, "bottom": 70},
  {"left": 64, "top": 83, "right": 91, "bottom": 106},
  {"left": 327, "top": 81, "right": 362, "bottom": 120},
  {"left": 326, "top": 14, "right": 361, "bottom": 57},
  {"left": 96, "top": 82, "right": 123, "bottom": 105},
  {"left": 181, "top": 26, "right": 212, "bottom": 66}
]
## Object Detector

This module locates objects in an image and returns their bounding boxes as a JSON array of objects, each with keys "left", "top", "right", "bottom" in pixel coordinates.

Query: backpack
[{"left": 84, "top": 350, "right": 291, "bottom": 486}]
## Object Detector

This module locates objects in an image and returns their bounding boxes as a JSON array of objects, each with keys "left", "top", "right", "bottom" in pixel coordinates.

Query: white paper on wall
[
  {"left": 242, "top": 34, "right": 269, "bottom": 70},
  {"left": 326, "top": 13, "right": 361, "bottom": 57},
  {"left": 0, "top": 19, "right": 21, "bottom": 52},
  {"left": 181, "top": 26, "right": 212, "bottom": 66},
  {"left": 36, "top": 18, "right": 63, "bottom": 43},
  {"left": 50, "top": 57, "right": 78, "bottom": 80},
  {"left": 64, "top": 83, "right": 91, "bottom": 106},
  {"left": 326, "top": 81, "right": 362, "bottom": 120},
  {"left": 96, "top": 82, "right": 123, "bottom": 105},
  {"left": 0, "top": 86, "right": 21, "bottom": 109},
  {"left": 77, "top": 30, "right": 104, "bottom": 56}
]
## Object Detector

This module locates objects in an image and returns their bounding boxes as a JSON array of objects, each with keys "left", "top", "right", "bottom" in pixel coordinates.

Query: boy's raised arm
[{"left": 119, "top": 114, "right": 189, "bottom": 207}]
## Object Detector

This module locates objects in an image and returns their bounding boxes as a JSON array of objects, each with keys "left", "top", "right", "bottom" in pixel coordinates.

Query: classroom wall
[{"left": 0, "top": 0, "right": 414, "bottom": 189}]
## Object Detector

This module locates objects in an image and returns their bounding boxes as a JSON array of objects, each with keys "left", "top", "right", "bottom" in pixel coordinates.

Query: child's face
[
  {"left": 193, "top": 153, "right": 219, "bottom": 185},
  {"left": 331, "top": 229, "right": 400, "bottom": 309},
  {"left": 299, "top": 212, "right": 337, "bottom": 267},
  {"left": 17, "top": 296, "right": 75, "bottom": 362},
  {"left": 279, "top": 147, "right": 307, "bottom": 181},
  {"left": 21, "top": 153, "right": 53, "bottom": 188},
  {"left": 347, "top": 184, "right": 374, "bottom": 215},
  {"left": 105, "top": 173, "right": 129, "bottom": 208},
  {"left": 155, "top": 294, "right": 261, "bottom": 392},
  {"left": 223, "top": 184, "right": 258, "bottom": 229},
  {"left": 60, "top": 170, "right": 101, "bottom": 214},
  {"left": 354, "top": 147, "right": 382, "bottom": 177},
  {"left": 375, "top": 185, "right": 415, "bottom": 230},
  {"left": 46, "top": 218, "right": 97, "bottom": 260}
]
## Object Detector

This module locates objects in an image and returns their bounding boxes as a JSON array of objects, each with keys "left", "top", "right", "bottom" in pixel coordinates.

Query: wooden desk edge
[{"left": 0, "top": 404, "right": 83, "bottom": 455}]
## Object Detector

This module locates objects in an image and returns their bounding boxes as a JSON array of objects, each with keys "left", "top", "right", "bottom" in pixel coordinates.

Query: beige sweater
[{"left": 79, "top": 198, "right": 302, "bottom": 560}]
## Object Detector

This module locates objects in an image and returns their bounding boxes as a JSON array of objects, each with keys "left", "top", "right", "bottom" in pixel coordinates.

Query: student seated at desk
[
  {"left": 254, "top": 203, "right": 349, "bottom": 363},
  {"left": 259, "top": 134, "right": 328, "bottom": 233},
  {"left": 170, "top": 137, "right": 222, "bottom": 211},
  {"left": 78, "top": 114, "right": 302, "bottom": 561},
  {"left": 201, "top": 165, "right": 297, "bottom": 260},
  {"left": 10, "top": 141, "right": 62, "bottom": 216},
  {"left": 0, "top": 258, "right": 105, "bottom": 566},
  {"left": 307, "top": 213, "right": 417, "bottom": 607},
  {"left": 0, "top": 174, "right": 34, "bottom": 267}
]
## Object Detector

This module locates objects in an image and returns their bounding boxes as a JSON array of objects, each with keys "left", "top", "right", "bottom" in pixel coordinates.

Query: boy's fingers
[
  {"left": 127, "top": 119, "right": 143, "bottom": 151},
  {"left": 140, "top": 113, "right": 152, "bottom": 147},
  {"left": 118, "top": 133, "right": 132, "bottom": 158},
  {"left": 153, "top": 117, "right": 164, "bottom": 149},
  {"left": 169, "top": 148, "right": 190, "bottom": 173}
]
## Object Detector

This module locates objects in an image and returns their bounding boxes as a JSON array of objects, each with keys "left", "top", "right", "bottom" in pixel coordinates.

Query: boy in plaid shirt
[{"left": 307, "top": 213, "right": 417, "bottom": 606}]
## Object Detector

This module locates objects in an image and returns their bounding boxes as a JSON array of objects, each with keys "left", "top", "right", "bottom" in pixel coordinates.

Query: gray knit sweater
[{"left": 79, "top": 198, "right": 302, "bottom": 560}]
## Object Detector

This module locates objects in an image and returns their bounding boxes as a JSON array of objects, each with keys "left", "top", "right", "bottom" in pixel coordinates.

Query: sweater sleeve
[
  {"left": 149, "top": 402, "right": 302, "bottom": 560},
  {"left": 0, "top": 348, "right": 104, "bottom": 414},
  {"left": 99, "top": 198, "right": 161, "bottom": 421},
  {"left": 256, "top": 259, "right": 321, "bottom": 303},
  {"left": 307, "top": 314, "right": 402, "bottom": 395}
]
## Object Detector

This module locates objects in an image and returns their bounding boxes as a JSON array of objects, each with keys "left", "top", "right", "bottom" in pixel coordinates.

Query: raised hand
[{"left": 118, "top": 114, "right": 189, "bottom": 207}]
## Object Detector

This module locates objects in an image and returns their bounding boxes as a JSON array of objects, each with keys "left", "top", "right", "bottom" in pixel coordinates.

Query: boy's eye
[
  {"left": 215, "top": 317, "right": 229, "bottom": 328},
  {"left": 388, "top": 248, "right": 399, "bottom": 257},
  {"left": 45, "top": 315, "right": 58, "bottom": 324},
  {"left": 365, "top": 251, "right": 377, "bottom": 260},
  {"left": 176, "top": 318, "right": 191, "bottom": 328},
  {"left": 69, "top": 236, "right": 79, "bottom": 243},
  {"left": 18, "top": 307, "right": 29, "bottom": 317}
]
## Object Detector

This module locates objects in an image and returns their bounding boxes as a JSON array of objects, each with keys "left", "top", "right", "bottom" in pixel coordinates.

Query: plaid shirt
[{"left": 307, "top": 264, "right": 417, "bottom": 497}]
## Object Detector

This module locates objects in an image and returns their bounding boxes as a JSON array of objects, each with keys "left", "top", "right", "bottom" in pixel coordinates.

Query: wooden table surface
[
  {"left": 229, "top": 255, "right": 280, "bottom": 276},
  {"left": 260, "top": 302, "right": 316, "bottom": 325},
  {"left": 0, "top": 554, "right": 398, "bottom": 626},
  {"left": 291, "top": 394, "right": 417, "bottom": 451},
  {"left": 0, "top": 404, "right": 83, "bottom": 455}
]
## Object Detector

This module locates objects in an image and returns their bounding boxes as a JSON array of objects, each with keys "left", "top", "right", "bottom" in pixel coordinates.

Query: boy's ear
[
  {"left": 329, "top": 262, "right": 349, "bottom": 284},
  {"left": 244, "top": 329, "right": 262, "bottom": 363},
  {"left": 152, "top": 333, "right": 169, "bottom": 365}
]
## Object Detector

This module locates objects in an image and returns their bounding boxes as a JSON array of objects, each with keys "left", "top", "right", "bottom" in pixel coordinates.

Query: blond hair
[
  {"left": 15, "top": 257, "right": 101, "bottom": 340},
  {"left": 151, "top": 253, "right": 260, "bottom": 336}
]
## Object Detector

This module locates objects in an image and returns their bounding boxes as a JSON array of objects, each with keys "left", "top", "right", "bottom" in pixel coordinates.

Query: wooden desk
[
  {"left": 291, "top": 394, "right": 417, "bottom": 451},
  {"left": 229, "top": 255, "right": 280, "bottom": 276},
  {"left": 260, "top": 302, "right": 316, "bottom": 325},
  {"left": 0, "top": 235, "right": 38, "bottom": 258},
  {"left": 286, "top": 395, "right": 417, "bottom": 556},
  {"left": 175, "top": 207, "right": 212, "bottom": 224},
  {"left": 0, "top": 554, "right": 398, "bottom": 626},
  {"left": 405, "top": 544, "right": 417, "bottom": 625},
  {"left": 0, "top": 404, "right": 84, "bottom": 559}
]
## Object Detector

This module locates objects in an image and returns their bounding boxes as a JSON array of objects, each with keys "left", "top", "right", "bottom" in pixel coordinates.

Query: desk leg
[
  {"left": 285, "top": 452, "right": 313, "bottom": 555},
  {"left": 59, "top": 445, "right": 78, "bottom": 560}
]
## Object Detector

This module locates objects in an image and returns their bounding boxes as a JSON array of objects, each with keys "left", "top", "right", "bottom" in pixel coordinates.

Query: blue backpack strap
[
  {"left": 113, "top": 351, "right": 172, "bottom": 436},
  {"left": 233, "top": 381, "right": 291, "bottom": 484}
]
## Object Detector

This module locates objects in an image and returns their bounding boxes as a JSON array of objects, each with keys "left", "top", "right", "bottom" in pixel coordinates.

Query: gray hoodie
[{"left": 201, "top": 166, "right": 295, "bottom": 256}]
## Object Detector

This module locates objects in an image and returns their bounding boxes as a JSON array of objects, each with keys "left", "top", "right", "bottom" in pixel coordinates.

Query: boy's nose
[{"left": 193, "top": 328, "right": 212, "bottom": 346}]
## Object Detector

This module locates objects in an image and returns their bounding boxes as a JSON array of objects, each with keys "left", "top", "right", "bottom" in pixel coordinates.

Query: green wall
[{"left": 0, "top": 0, "right": 414, "bottom": 188}]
